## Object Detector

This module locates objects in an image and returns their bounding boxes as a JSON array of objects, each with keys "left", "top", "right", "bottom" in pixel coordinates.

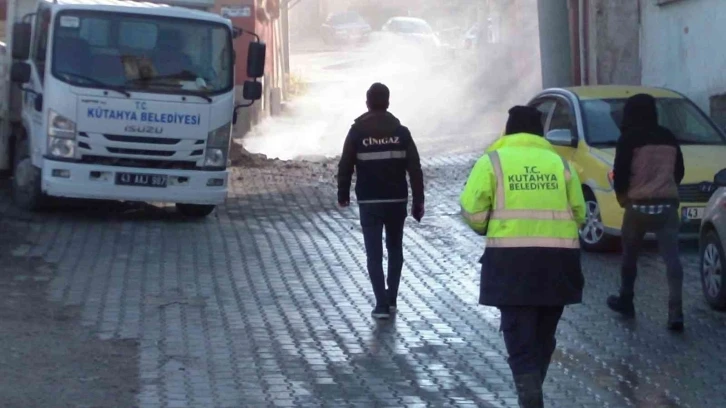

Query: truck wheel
[
  {"left": 579, "top": 189, "right": 617, "bottom": 252},
  {"left": 176, "top": 204, "right": 216, "bottom": 218},
  {"left": 12, "top": 137, "right": 45, "bottom": 211}
]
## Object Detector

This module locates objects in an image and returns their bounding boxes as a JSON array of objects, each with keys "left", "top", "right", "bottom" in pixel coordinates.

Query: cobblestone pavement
[{"left": 2, "top": 154, "right": 726, "bottom": 408}]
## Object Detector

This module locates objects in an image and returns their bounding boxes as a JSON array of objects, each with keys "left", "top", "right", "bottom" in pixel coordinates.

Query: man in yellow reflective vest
[{"left": 460, "top": 106, "right": 586, "bottom": 408}]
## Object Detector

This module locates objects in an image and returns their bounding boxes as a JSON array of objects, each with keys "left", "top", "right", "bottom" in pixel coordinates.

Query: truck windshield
[
  {"left": 582, "top": 97, "right": 726, "bottom": 147},
  {"left": 51, "top": 11, "right": 233, "bottom": 95}
]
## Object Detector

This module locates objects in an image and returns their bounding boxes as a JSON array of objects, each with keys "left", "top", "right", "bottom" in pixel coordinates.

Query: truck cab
[{"left": 1, "top": 0, "right": 265, "bottom": 217}]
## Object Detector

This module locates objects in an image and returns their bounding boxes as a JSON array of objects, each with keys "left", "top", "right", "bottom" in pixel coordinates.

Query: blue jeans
[{"left": 359, "top": 203, "right": 407, "bottom": 307}]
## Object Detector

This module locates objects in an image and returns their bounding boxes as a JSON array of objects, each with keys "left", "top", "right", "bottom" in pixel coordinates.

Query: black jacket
[
  {"left": 479, "top": 247, "right": 583, "bottom": 306},
  {"left": 337, "top": 111, "right": 424, "bottom": 206},
  {"left": 613, "top": 94, "right": 684, "bottom": 205}
]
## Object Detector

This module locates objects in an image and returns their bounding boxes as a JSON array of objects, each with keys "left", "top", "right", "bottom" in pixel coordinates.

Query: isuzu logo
[
  {"left": 124, "top": 125, "right": 163, "bottom": 134},
  {"left": 699, "top": 182, "right": 717, "bottom": 194}
]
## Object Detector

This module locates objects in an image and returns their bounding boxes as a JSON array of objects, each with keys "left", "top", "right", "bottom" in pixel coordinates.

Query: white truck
[{"left": 0, "top": 0, "right": 265, "bottom": 217}]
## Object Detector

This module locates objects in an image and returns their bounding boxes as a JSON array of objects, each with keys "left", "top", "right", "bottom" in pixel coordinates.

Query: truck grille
[
  {"left": 103, "top": 134, "right": 182, "bottom": 145},
  {"left": 678, "top": 183, "right": 716, "bottom": 203},
  {"left": 80, "top": 155, "right": 199, "bottom": 170},
  {"left": 77, "top": 131, "right": 206, "bottom": 169}
]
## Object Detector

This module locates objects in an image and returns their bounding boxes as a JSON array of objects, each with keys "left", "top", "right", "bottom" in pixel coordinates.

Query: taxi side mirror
[
  {"left": 545, "top": 129, "right": 577, "bottom": 147},
  {"left": 714, "top": 169, "right": 726, "bottom": 187}
]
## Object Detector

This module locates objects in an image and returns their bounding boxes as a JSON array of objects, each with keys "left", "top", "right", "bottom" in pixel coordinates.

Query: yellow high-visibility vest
[{"left": 460, "top": 133, "right": 586, "bottom": 248}]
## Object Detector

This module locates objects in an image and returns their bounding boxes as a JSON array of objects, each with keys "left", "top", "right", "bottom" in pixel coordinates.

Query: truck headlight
[
  {"left": 47, "top": 110, "right": 76, "bottom": 159},
  {"left": 48, "top": 110, "right": 76, "bottom": 139},
  {"left": 204, "top": 122, "right": 231, "bottom": 168},
  {"left": 48, "top": 137, "right": 75, "bottom": 159}
]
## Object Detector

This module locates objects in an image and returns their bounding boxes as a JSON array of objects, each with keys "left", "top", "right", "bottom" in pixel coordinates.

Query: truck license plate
[
  {"left": 682, "top": 207, "right": 705, "bottom": 220},
  {"left": 115, "top": 172, "right": 168, "bottom": 188}
]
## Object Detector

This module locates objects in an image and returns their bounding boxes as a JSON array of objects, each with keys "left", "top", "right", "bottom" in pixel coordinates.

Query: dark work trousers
[
  {"left": 620, "top": 205, "right": 684, "bottom": 304},
  {"left": 359, "top": 203, "right": 407, "bottom": 307},
  {"left": 499, "top": 306, "right": 565, "bottom": 379}
]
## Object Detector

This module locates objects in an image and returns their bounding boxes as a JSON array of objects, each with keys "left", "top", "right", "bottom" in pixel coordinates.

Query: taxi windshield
[
  {"left": 581, "top": 97, "right": 726, "bottom": 147},
  {"left": 51, "top": 11, "right": 233, "bottom": 95}
]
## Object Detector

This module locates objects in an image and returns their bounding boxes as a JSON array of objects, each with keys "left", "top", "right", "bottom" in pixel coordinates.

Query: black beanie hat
[{"left": 504, "top": 105, "right": 544, "bottom": 136}]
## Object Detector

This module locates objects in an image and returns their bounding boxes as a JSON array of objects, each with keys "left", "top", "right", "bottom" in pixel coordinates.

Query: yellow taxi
[{"left": 525, "top": 85, "right": 726, "bottom": 251}]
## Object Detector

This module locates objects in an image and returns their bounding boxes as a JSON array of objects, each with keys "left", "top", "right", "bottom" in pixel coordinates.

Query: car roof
[
  {"left": 561, "top": 85, "right": 684, "bottom": 100},
  {"left": 388, "top": 16, "right": 429, "bottom": 25}
]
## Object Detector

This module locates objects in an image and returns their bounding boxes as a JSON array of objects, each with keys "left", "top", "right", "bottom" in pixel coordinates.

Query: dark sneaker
[
  {"left": 607, "top": 295, "right": 635, "bottom": 318},
  {"left": 667, "top": 302, "right": 684, "bottom": 332},
  {"left": 387, "top": 290, "right": 397, "bottom": 311},
  {"left": 371, "top": 305, "right": 390, "bottom": 320}
]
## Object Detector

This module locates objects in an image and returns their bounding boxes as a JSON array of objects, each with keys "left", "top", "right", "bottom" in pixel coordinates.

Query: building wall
[
  {"left": 213, "top": 0, "right": 287, "bottom": 136},
  {"left": 640, "top": 0, "right": 726, "bottom": 121},
  {"left": 586, "top": 0, "right": 640, "bottom": 86}
]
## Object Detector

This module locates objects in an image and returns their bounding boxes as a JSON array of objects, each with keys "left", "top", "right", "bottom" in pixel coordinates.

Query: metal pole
[
  {"left": 578, "top": 0, "right": 585, "bottom": 85},
  {"left": 282, "top": 0, "right": 290, "bottom": 74}
]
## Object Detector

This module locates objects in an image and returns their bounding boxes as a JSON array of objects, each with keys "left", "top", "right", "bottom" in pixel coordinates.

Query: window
[
  {"left": 79, "top": 18, "right": 110, "bottom": 46},
  {"left": 32, "top": 7, "right": 51, "bottom": 81},
  {"left": 118, "top": 21, "right": 157, "bottom": 50},
  {"left": 530, "top": 99, "right": 555, "bottom": 131},
  {"left": 549, "top": 100, "right": 576, "bottom": 133},
  {"left": 52, "top": 11, "right": 233, "bottom": 95},
  {"left": 580, "top": 98, "right": 726, "bottom": 146}
]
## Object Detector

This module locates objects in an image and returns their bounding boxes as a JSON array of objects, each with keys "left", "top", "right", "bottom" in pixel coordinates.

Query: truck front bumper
[{"left": 41, "top": 159, "right": 228, "bottom": 205}]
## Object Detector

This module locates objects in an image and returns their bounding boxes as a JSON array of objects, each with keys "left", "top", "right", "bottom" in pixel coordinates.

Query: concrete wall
[
  {"left": 588, "top": 0, "right": 640, "bottom": 85},
  {"left": 537, "top": 0, "right": 572, "bottom": 88},
  {"left": 640, "top": 0, "right": 726, "bottom": 117}
]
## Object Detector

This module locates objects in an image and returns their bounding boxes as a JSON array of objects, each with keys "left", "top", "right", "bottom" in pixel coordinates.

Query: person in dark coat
[
  {"left": 337, "top": 83, "right": 425, "bottom": 320},
  {"left": 608, "top": 93, "right": 686, "bottom": 331}
]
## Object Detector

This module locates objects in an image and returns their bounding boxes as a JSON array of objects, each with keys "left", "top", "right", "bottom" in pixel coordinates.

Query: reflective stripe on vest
[
  {"left": 487, "top": 151, "right": 573, "bottom": 221},
  {"left": 357, "top": 150, "right": 407, "bottom": 161},
  {"left": 461, "top": 208, "right": 490, "bottom": 223},
  {"left": 358, "top": 198, "right": 408, "bottom": 204},
  {"left": 486, "top": 237, "right": 580, "bottom": 249}
]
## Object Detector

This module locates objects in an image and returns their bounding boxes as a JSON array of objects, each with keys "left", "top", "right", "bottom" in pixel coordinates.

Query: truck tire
[
  {"left": 176, "top": 203, "right": 216, "bottom": 218},
  {"left": 12, "top": 137, "right": 45, "bottom": 211}
]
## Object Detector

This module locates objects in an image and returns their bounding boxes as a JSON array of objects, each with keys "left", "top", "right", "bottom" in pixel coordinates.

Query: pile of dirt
[{"left": 230, "top": 140, "right": 339, "bottom": 169}]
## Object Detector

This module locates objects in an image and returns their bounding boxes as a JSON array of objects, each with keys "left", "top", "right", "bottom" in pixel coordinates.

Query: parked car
[
  {"left": 321, "top": 11, "right": 371, "bottom": 45},
  {"left": 699, "top": 168, "right": 726, "bottom": 309},
  {"left": 522, "top": 86, "right": 726, "bottom": 251},
  {"left": 381, "top": 16, "right": 441, "bottom": 49},
  {"left": 462, "top": 22, "right": 480, "bottom": 49}
]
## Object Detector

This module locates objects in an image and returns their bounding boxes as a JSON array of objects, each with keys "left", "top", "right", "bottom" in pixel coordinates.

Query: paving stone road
[{"left": 1, "top": 154, "right": 726, "bottom": 408}]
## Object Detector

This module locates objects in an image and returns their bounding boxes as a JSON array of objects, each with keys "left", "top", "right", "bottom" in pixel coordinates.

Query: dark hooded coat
[
  {"left": 613, "top": 94, "right": 685, "bottom": 205},
  {"left": 337, "top": 111, "right": 424, "bottom": 206}
]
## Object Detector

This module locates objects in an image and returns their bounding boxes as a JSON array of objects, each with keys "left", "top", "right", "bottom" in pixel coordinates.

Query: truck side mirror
[
  {"left": 247, "top": 42, "right": 266, "bottom": 79},
  {"left": 11, "top": 62, "right": 31, "bottom": 83},
  {"left": 12, "top": 23, "right": 32, "bottom": 60},
  {"left": 243, "top": 80, "right": 262, "bottom": 101},
  {"left": 34, "top": 94, "right": 43, "bottom": 112}
]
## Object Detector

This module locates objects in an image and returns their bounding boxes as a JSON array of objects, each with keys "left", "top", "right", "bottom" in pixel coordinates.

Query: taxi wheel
[
  {"left": 579, "top": 190, "right": 617, "bottom": 252},
  {"left": 700, "top": 231, "right": 726, "bottom": 310}
]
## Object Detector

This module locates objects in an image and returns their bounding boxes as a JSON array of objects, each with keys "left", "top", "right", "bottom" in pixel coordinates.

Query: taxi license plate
[
  {"left": 682, "top": 207, "right": 705, "bottom": 220},
  {"left": 115, "top": 172, "right": 168, "bottom": 188}
]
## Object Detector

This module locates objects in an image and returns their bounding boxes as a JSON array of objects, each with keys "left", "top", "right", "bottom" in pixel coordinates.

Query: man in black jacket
[
  {"left": 337, "top": 83, "right": 425, "bottom": 320},
  {"left": 608, "top": 93, "right": 686, "bottom": 331}
]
